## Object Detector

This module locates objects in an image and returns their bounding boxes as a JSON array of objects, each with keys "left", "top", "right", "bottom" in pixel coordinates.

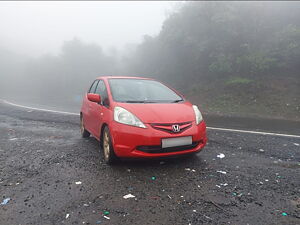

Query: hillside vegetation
[{"left": 125, "top": 2, "right": 300, "bottom": 120}]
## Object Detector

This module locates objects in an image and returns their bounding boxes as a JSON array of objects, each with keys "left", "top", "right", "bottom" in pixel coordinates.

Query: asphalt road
[{"left": 0, "top": 101, "right": 299, "bottom": 225}]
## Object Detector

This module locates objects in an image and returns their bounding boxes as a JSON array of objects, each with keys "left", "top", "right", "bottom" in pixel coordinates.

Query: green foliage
[
  {"left": 272, "top": 24, "right": 300, "bottom": 69},
  {"left": 236, "top": 53, "right": 277, "bottom": 75},
  {"left": 209, "top": 54, "right": 232, "bottom": 74},
  {"left": 127, "top": 1, "right": 300, "bottom": 85}
]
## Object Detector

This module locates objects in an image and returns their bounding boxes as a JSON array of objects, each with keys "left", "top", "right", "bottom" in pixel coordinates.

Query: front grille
[
  {"left": 150, "top": 121, "right": 192, "bottom": 134},
  {"left": 137, "top": 141, "right": 201, "bottom": 153}
]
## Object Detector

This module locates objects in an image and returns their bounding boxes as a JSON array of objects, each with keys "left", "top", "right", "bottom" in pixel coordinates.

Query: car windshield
[{"left": 108, "top": 78, "right": 183, "bottom": 103}]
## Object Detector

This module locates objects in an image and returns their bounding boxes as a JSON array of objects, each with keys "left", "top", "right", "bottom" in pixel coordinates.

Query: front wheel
[
  {"left": 102, "top": 126, "right": 117, "bottom": 164},
  {"left": 80, "top": 115, "right": 90, "bottom": 138}
]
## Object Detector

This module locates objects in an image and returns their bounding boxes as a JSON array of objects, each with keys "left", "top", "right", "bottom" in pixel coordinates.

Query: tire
[
  {"left": 80, "top": 115, "right": 90, "bottom": 138},
  {"left": 102, "top": 126, "right": 117, "bottom": 164}
]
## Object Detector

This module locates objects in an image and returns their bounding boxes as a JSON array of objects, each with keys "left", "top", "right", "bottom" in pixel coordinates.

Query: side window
[
  {"left": 95, "top": 80, "right": 109, "bottom": 107},
  {"left": 88, "top": 80, "right": 99, "bottom": 93}
]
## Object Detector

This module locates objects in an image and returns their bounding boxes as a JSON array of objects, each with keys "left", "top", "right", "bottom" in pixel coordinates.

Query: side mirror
[{"left": 87, "top": 93, "right": 101, "bottom": 103}]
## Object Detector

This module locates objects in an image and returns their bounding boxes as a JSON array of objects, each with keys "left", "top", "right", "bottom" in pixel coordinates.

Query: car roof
[{"left": 96, "top": 76, "right": 153, "bottom": 81}]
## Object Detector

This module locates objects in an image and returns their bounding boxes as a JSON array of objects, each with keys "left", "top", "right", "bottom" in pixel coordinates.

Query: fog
[
  {"left": 0, "top": 1, "right": 174, "bottom": 56},
  {"left": 0, "top": 1, "right": 299, "bottom": 120}
]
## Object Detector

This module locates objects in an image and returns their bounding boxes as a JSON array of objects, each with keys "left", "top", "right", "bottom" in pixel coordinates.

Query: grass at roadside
[{"left": 185, "top": 76, "right": 300, "bottom": 121}]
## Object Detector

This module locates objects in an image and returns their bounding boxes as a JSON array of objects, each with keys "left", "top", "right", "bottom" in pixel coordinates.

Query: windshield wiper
[
  {"left": 171, "top": 99, "right": 184, "bottom": 103},
  {"left": 124, "top": 100, "right": 146, "bottom": 103},
  {"left": 123, "top": 100, "right": 156, "bottom": 103},
  {"left": 122, "top": 100, "right": 183, "bottom": 103}
]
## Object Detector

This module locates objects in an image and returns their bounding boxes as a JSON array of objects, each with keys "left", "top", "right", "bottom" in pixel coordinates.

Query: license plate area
[{"left": 161, "top": 136, "right": 192, "bottom": 148}]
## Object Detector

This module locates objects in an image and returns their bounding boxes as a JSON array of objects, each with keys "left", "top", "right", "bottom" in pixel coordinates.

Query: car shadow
[{"left": 81, "top": 136, "right": 208, "bottom": 172}]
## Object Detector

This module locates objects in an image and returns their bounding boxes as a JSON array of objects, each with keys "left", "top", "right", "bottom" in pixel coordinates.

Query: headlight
[
  {"left": 192, "top": 105, "right": 203, "bottom": 125},
  {"left": 114, "top": 106, "right": 146, "bottom": 128}
]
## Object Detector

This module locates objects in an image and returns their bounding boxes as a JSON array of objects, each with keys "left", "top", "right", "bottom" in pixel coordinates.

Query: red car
[{"left": 80, "top": 76, "right": 207, "bottom": 164}]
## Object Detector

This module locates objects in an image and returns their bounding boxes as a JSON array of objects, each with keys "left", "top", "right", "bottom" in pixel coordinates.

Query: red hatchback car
[{"left": 80, "top": 76, "right": 207, "bottom": 164}]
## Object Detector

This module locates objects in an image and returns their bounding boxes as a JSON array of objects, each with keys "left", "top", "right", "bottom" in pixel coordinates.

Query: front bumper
[{"left": 110, "top": 120, "right": 207, "bottom": 158}]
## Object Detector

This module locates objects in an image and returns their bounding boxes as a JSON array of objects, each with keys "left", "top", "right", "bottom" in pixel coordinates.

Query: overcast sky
[{"left": 0, "top": 1, "right": 179, "bottom": 57}]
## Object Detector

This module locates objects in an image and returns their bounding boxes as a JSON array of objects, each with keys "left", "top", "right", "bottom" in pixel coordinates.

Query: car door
[
  {"left": 84, "top": 80, "right": 99, "bottom": 133},
  {"left": 90, "top": 79, "right": 110, "bottom": 139}
]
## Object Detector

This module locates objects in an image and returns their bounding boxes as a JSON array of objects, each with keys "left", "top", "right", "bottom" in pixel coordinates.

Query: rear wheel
[
  {"left": 80, "top": 115, "right": 90, "bottom": 138},
  {"left": 102, "top": 126, "right": 117, "bottom": 164}
]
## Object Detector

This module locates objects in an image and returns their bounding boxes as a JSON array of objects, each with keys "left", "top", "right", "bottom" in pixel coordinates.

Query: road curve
[{"left": 0, "top": 101, "right": 299, "bottom": 225}]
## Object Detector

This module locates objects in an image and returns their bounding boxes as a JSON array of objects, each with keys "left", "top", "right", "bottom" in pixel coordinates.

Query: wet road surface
[{"left": 0, "top": 102, "right": 299, "bottom": 225}]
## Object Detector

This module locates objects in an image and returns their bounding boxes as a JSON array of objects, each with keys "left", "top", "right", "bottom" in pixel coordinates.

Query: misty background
[{"left": 0, "top": 1, "right": 299, "bottom": 120}]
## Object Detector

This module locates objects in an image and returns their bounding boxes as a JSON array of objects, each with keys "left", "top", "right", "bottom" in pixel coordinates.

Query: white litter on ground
[
  {"left": 65, "top": 214, "right": 70, "bottom": 219},
  {"left": 9, "top": 138, "right": 18, "bottom": 141},
  {"left": 217, "top": 170, "right": 227, "bottom": 174},
  {"left": 75, "top": 181, "right": 82, "bottom": 185},
  {"left": 217, "top": 153, "right": 225, "bottom": 159},
  {"left": 293, "top": 143, "right": 299, "bottom": 146},
  {"left": 104, "top": 216, "right": 110, "bottom": 220},
  {"left": 123, "top": 194, "right": 135, "bottom": 199}
]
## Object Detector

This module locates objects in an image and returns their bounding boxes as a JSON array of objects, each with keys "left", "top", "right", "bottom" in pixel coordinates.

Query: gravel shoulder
[{"left": 0, "top": 102, "right": 299, "bottom": 225}]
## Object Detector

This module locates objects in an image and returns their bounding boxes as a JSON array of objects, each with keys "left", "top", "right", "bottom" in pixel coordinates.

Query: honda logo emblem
[{"left": 172, "top": 124, "right": 180, "bottom": 132}]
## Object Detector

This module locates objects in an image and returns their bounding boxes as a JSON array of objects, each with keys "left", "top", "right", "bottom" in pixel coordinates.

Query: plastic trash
[
  {"left": 185, "top": 168, "right": 196, "bottom": 172},
  {"left": 103, "top": 216, "right": 110, "bottom": 220},
  {"left": 9, "top": 138, "right": 18, "bottom": 141},
  {"left": 217, "top": 153, "right": 225, "bottom": 159},
  {"left": 1, "top": 198, "right": 10, "bottom": 205},
  {"left": 217, "top": 170, "right": 227, "bottom": 174},
  {"left": 259, "top": 149, "right": 265, "bottom": 152},
  {"left": 282, "top": 212, "right": 288, "bottom": 216},
  {"left": 293, "top": 143, "right": 299, "bottom": 146},
  {"left": 123, "top": 194, "right": 135, "bottom": 199},
  {"left": 75, "top": 181, "right": 82, "bottom": 185},
  {"left": 151, "top": 176, "right": 156, "bottom": 180},
  {"left": 103, "top": 211, "right": 110, "bottom": 215},
  {"left": 65, "top": 214, "right": 70, "bottom": 219}
]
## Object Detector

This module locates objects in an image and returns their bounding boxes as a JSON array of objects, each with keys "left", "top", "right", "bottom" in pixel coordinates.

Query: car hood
[{"left": 116, "top": 102, "right": 195, "bottom": 123}]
